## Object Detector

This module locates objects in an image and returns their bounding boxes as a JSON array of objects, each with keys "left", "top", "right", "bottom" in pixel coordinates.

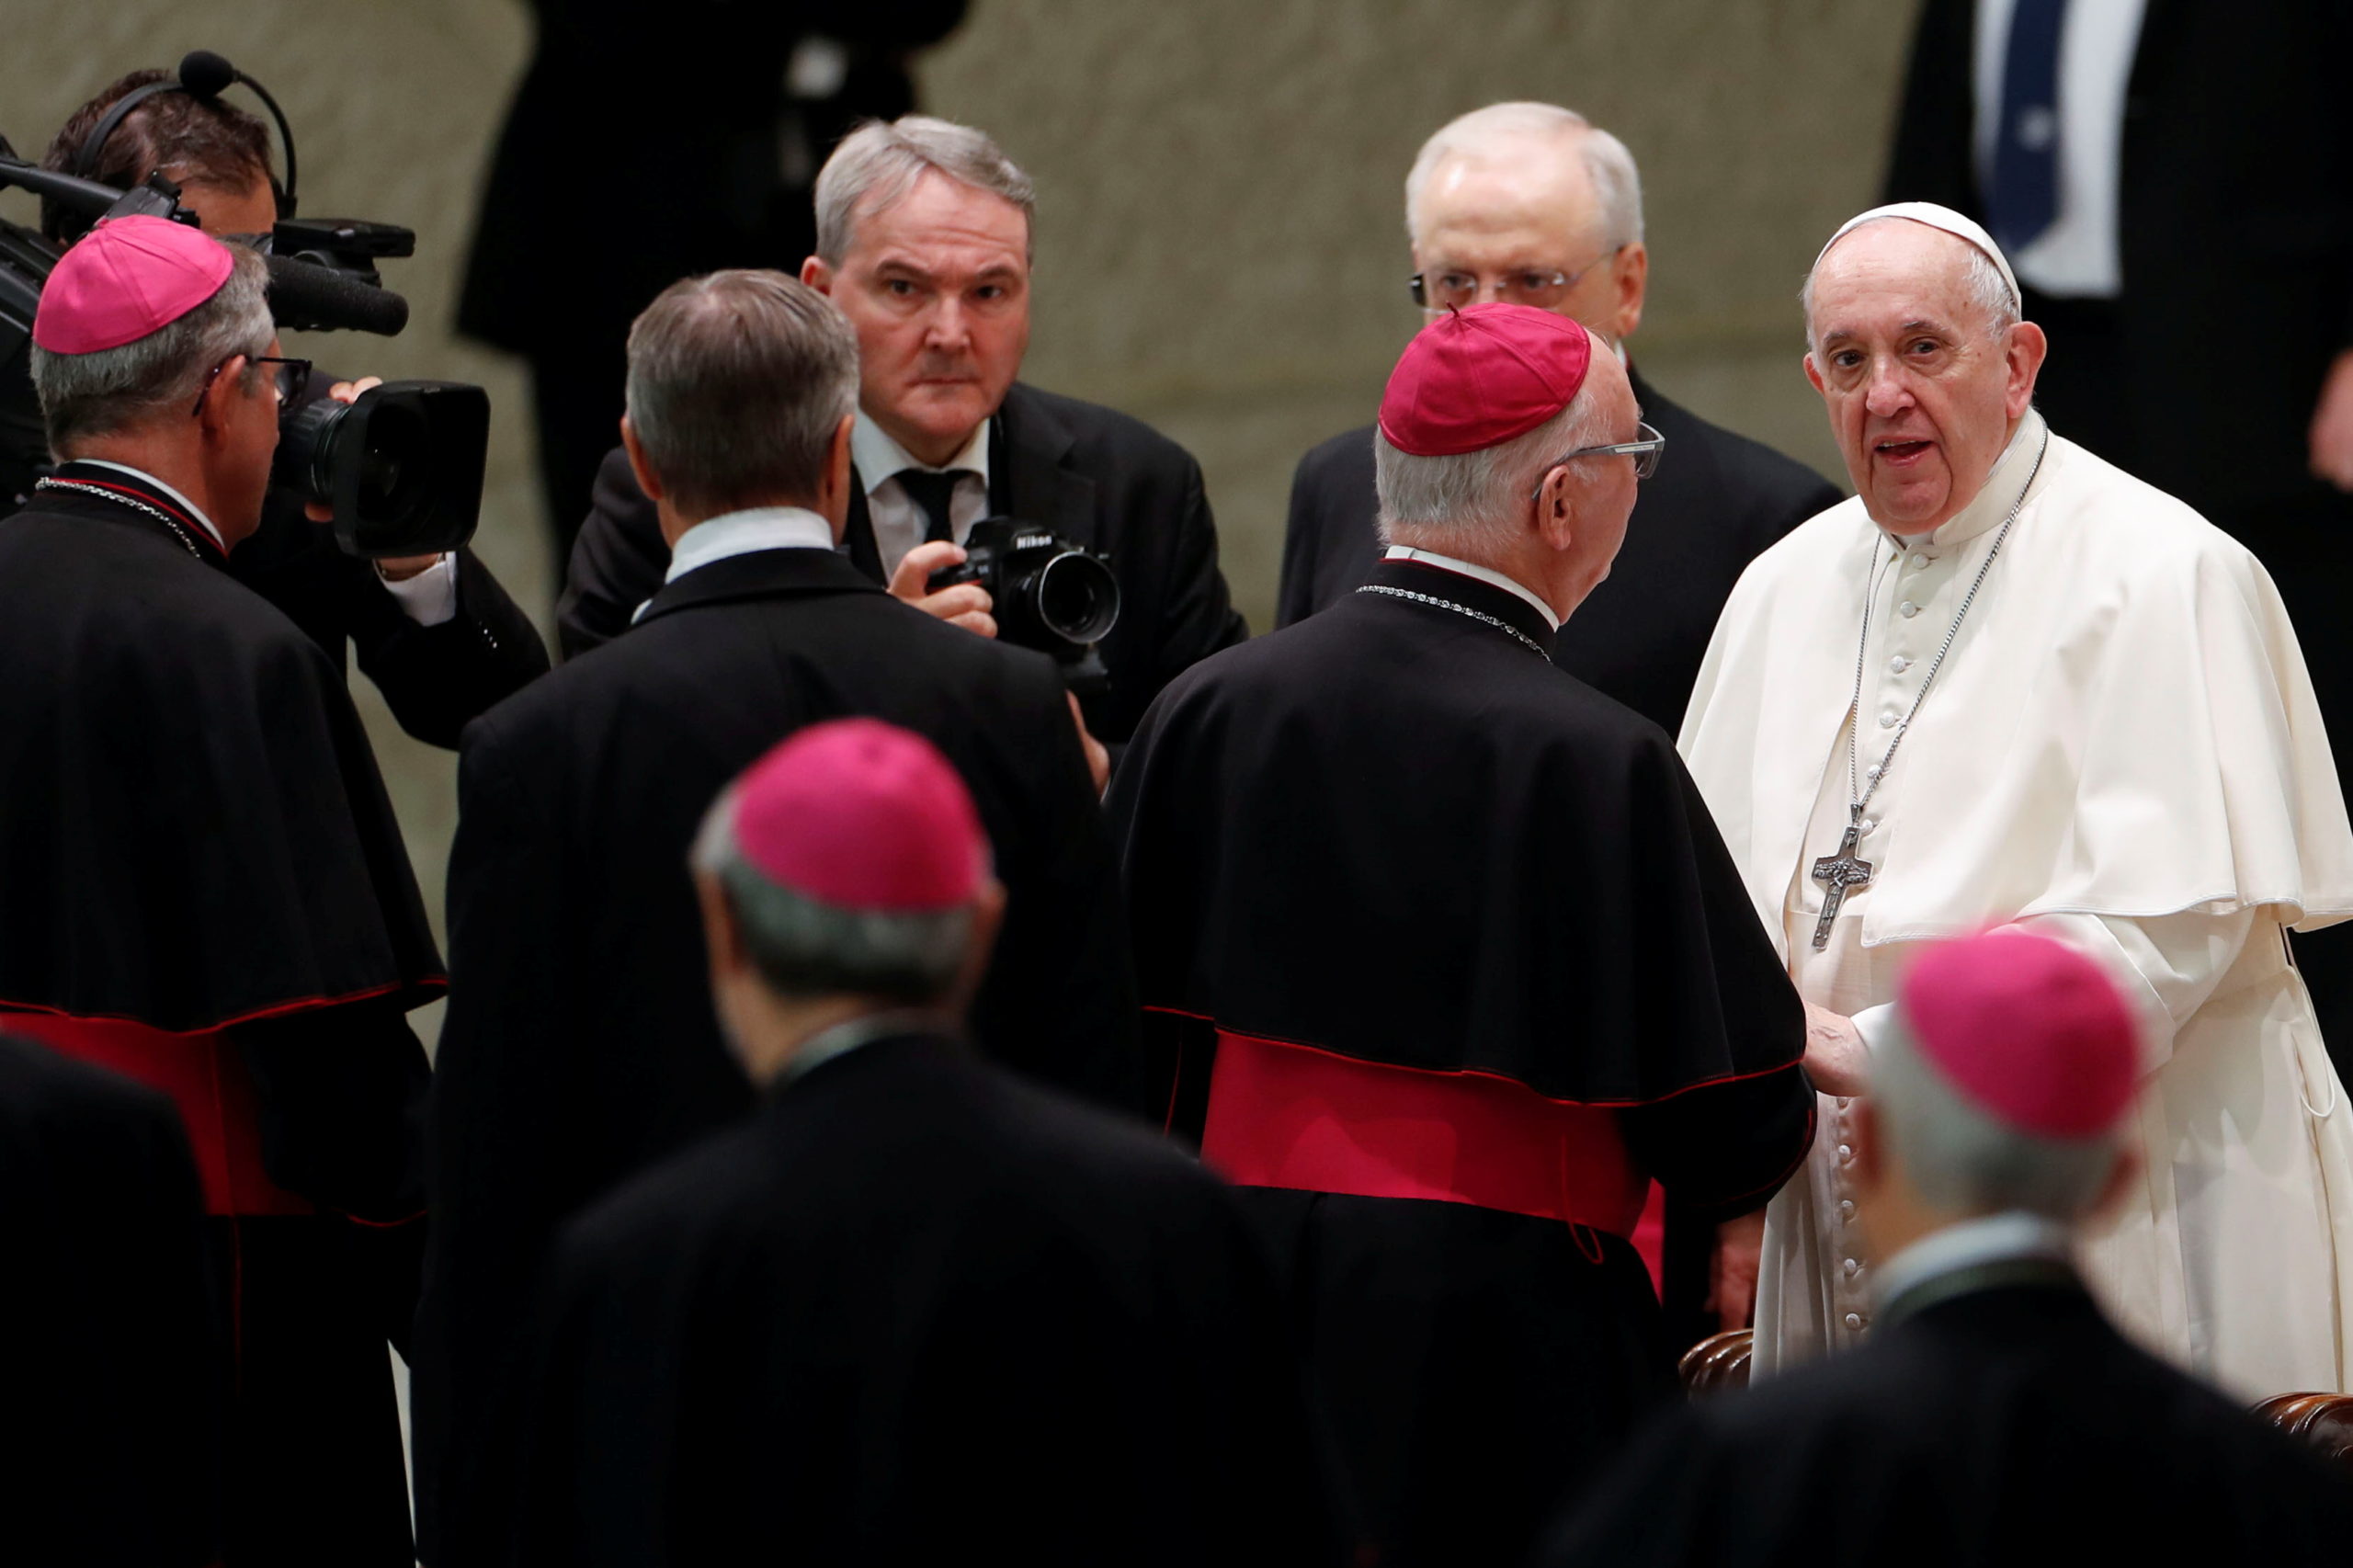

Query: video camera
[
  {"left": 926, "top": 517, "right": 1121, "bottom": 697},
  {"left": 0, "top": 51, "right": 487, "bottom": 559}
]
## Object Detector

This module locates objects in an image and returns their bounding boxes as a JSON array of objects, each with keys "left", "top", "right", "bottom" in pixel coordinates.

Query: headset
[{"left": 71, "top": 49, "right": 298, "bottom": 218}]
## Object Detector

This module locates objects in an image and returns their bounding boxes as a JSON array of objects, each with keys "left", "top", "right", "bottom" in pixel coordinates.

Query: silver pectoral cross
[{"left": 1810, "top": 819, "right": 1875, "bottom": 950}]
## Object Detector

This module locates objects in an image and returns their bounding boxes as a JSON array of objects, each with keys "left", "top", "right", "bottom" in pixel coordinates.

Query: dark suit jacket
[
  {"left": 557, "top": 381, "right": 1250, "bottom": 744},
  {"left": 508, "top": 1031, "right": 1347, "bottom": 1567},
  {"left": 414, "top": 547, "right": 1140, "bottom": 1565},
  {"left": 0, "top": 1037, "right": 218, "bottom": 1568},
  {"left": 1885, "top": 0, "right": 2353, "bottom": 516},
  {"left": 1277, "top": 370, "right": 1840, "bottom": 735},
  {"left": 1538, "top": 1271, "right": 2353, "bottom": 1567}
]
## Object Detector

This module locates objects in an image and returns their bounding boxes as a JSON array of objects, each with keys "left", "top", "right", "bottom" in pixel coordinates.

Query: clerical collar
[
  {"left": 63, "top": 459, "right": 227, "bottom": 549},
  {"left": 1877, "top": 408, "right": 2049, "bottom": 553},
  {"left": 1872, "top": 1210, "right": 2077, "bottom": 1328},
  {"left": 1381, "top": 545, "right": 1562, "bottom": 630},
  {"left": 851, "top": 410, "right": 993, "bottom": 495},
  {"left": 773, "top": 1008, "right": 944, "bottom": 1091}
]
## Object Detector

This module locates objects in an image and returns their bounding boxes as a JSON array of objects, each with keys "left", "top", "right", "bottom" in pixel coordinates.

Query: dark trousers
[
  {"left": 2026, "top": 287, "right": 2353, "bottom": 1083},
  {"left": 529, "top": 335, "right": 630, "bottom": 590}
]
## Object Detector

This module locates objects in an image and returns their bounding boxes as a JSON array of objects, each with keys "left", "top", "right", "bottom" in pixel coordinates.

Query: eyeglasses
[
  {"left": 191, "top": 353, "right": 312, "bottom": 417},
  {"left": 1410, "top": 245, "right": 1626, "bottom": 312},
  {"left": 1529, "top": 421, "right": 1666, "bottom": 496}
]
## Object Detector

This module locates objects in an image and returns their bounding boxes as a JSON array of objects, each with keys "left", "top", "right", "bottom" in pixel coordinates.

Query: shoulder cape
[{"left": 0, "top": 500, "right": 445, "bottom": 1031}]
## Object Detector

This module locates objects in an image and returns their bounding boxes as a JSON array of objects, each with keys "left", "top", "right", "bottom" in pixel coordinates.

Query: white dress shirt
[
  {"left": 851, "top": 412, "right": 992, "bottom": 577},
  {"left": 1871, "top": 1211, "right": 2076, "bottom": 1315},
  {"left": 1381, "top": 545, "right": 1562, "bottom": 630},
  {"left": 1972, "top": 0, "right": 2150, "bottom": 298},
  {"left": 630, "top": 505, "right": 837, "bottom": 623}
]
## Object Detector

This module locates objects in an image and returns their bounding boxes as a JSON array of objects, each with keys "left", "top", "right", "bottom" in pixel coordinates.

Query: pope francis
[{"left": 1680, "top": 202, "right": 2353, "bottom": 1398}]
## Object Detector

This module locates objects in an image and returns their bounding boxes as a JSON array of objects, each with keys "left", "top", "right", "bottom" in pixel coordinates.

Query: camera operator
[
  {"left": 0, "top": 217, "right": 444, "bottom": 1565},
  {"left": 41, "top": 70, "right": 548, "bottom": 749},
  {"left": 560, "top": 115, "right": 1249, "bottom": 750}
]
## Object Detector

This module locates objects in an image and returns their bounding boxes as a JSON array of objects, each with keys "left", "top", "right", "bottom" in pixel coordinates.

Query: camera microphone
[
  {"left": 265, "top": 252, "right": 410, "bottom": 335},
  {"left": 176, "top": 51, "right": 238, "bottom": 101}
]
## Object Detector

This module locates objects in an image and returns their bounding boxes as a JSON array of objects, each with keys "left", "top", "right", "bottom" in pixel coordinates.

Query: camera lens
[
  {"left": 351, "top": 402, "right": 429, "bottom": 519},
  {"left": 1033, "top": 551, "right": 1120, "bottom": 644}
]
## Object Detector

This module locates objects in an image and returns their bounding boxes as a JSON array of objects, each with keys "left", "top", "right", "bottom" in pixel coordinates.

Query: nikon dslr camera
[{"left": 926, "top": 517, "right": 1120, "bottom": 695}]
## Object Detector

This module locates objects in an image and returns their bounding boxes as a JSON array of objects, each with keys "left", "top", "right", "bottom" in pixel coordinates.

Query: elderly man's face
[
  {"left": 1803, "top": 222, "right": 2043, "bottom": 534},
  {"left": 1412, "top": 139, "right": 1646, "bottom": 345},
  {"left": 805, "top": 171, "right": 1030, "bottom": 468}
]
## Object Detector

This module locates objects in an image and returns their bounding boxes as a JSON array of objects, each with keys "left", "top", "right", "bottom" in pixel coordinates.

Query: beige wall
[{"left": 0, "top": 0, "right": 1915, "bottom": 1016}]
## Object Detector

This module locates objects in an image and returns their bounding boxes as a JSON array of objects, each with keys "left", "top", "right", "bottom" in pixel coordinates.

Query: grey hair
[
  {"left": 1404, "top": 102, "right": 1644, "bottom": 252},
  {"left": 1375, "top": 387, "right": 1612, "bottom": 549},
  {"left": 814, "top": 115, "right": 1037, "bottom": 264},
  {"left": 625, "top": 269, "right": 859, "bottom": 518},
  {"left": 1802, "top": 217, "right": 2020, "bottom": 353},
  {"left": 30, "top": 240, "right": 271, "bottom": 453},
  {"left": 1870, "top": 1016, "right": 2126, "bottom": 1221},
  {"left": 690, "top": 786, "right": 978, "bottom": 1006}
]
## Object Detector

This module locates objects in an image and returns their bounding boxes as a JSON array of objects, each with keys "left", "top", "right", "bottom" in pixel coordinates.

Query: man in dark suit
[
  {"left": 1883, "top": 0, "right": 2353, "bottom": 1077},
  {"left": 0, "top": 1037, "right": 219, "bottom": 1568},
  {"left": 1278, "top": 101, "right": 1841, "bottom": 738},
  {"left": 558, "top": 114, "right": 1248, "bottom": 747},
  {"left": 414, "top": 270, "right": 1138, "bottom": 1566},
  {"left": 506, "top": 718, "right": 1346, "bottom": 1566},
  {"left": 41, "top": 68, "right": 548, "bottom": 749},
  {"left": 1536, "top": 929, "right": 2353, "bottom": 1568}
]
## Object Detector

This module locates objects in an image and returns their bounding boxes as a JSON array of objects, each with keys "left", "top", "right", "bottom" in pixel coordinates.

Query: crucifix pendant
[{"left": 1810, "top": 821, "right": 1875, "bottom": 950}]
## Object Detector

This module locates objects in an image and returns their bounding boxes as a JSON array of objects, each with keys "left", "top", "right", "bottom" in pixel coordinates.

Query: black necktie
[
  {"left": 897, "top": 469, "right": 962, "bottom": 545},
  {"left": 1989, "top": 0, "right": 2068, "bottom": 255}
]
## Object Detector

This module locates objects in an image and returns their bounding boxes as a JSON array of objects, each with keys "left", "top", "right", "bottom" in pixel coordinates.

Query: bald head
[{"left": 1404, "top": 103, "right": 1649, "bottom": 345}]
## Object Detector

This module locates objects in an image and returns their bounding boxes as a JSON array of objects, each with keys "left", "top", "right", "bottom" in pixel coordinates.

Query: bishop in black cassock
[
  {"left": 2, "top": 222, "right": 443, "bottom": 1567},
  {"left": 1110, "top": 303, "right": 1815, "bottom": 1567},
  {"left": 507, "top": 718, "right": 1345, "bottom": 1565},
  {"left": 1538, "top": 929, "right": 2353, "bottom": 1567}
]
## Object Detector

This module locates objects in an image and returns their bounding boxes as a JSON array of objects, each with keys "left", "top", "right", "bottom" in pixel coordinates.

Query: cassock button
[
  {"left": 1899, "top": 600, "right": 1920, "bottom": 618},
  {"left": 1878, "top": 713, "right": 1897, "bottom": 729},
  {"left": 1844, "top": 1258, "right": 1863, "bottom": 1278},
  {"left": 1909, "top": 553, "right": 1929, "bottom": 569},
  {"left": 1839, "top": 1199, "right": 1857, "bottom": 1221},
  {"left": 1836, "top": 1142, "right": 1853, "bottom": 1163},
  {"left": 1844, "top": 1312, "right": 1864, "bottom": 1330},
  {"left": 1859, "top": 818, "right": 1877, "bottom": 834},
  {"left": 1890, "top": 655, "right": 1911, "bottom": 673},
  {"left": 1865, "top": 764, "right": 1881, "bottom": 779}
]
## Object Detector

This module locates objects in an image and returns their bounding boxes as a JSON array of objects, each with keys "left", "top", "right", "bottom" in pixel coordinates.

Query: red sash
[
  {"left": 2, "top": 1012, "right": 313, "bottom": 1218},
  {"left": 1199, "top": 1028, "right": 1648, "bottom": 1237}
]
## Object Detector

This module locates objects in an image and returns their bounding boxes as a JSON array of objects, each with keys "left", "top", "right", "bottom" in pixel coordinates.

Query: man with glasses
[
  {"left": 1279, "top": 101, "right": 1840, "bottom": 737},
  {"left": 36, "top": 68, "right": 548, "bottom": 751},
  {"left": 1110, "top": 303, "right": 1814, "bottom": 1568},
  {"left": 0, "top": 215, "right": 446, "bottom": 1565}
]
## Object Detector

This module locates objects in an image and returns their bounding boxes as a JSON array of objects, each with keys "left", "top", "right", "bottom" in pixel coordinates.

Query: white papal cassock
[{"left": 1680, "top": 409, "right": 2353, "bottom": 1398}]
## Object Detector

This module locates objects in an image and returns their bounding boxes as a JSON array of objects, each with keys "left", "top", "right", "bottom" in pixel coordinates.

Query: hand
[
  {"left": 1707, "top": 1210, "right": 1767, "bottom": 1332},
  {"left": 1067, "top": 693, "right": 1109, "bottom": 795},
  {"left": 2309, "top": 348, "right": 2353, "bottom": 492},
  {"left": 301, "top": 377, "right": 384, "bottom": 525},
  {"left": 889, "top": 540, "right": 996, "bottom": 637},
  {"left": 1802, "top": 1001, "right": 1869, "bottom": 1097}
]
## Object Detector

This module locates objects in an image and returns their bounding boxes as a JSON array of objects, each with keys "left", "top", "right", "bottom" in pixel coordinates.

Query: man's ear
[
  {"left": 694, "top": 868, "right": 746, "bottom": 992},
  {"left": 1534, "top": 464, "right": 1578, "bottom": 552},
  {"left": 817, "top": 412, "right": 857, "bottom": 542},
  {"left": 1802, "top": 351, "right": 1828, "bottom": 399},
  {"left": 2003, "top": 320, "right": 2049, "bottom": 422},
  {"left": 1610, "top": 242, "right": 1649, "bottom": 341},
  {"left": 194, "top": 352, "right": 251, "bottom": 448},
  {"left": 620, "top": 415, "right": 665, "bottom": 504},
  {"left": 801, "top": 255, "right": 834, "bottom": 294}
]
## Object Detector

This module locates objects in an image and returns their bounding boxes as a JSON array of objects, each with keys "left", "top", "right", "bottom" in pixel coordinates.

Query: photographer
[
  {"left": 0, "top": 217, "right": 444, "bottom": 1565},
  {"left": 560, "top": 115, "right": 1248, "bottom": 749},
  {"left": 40, "top": 69, "right": 547, "bottom": 748}
]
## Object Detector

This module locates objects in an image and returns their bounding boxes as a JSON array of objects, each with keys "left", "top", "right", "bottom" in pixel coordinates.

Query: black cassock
[
  {"left": 1108, "top": 556, "right": 1818, "bottom": 1568},
  {"left": 0, "top": 466, "right": 445, "bottom": 1566},
  {"left": 0, "top": 1037, "right": 217, "bottom": 1567},
  {"left": 417, "top": 546, "right": 1141, "bottom": 1564},
  {"left": 506, "top": 1031, "right": 1347, "bottom": 1566},
  {"left": 1537, "top": 1265, "right": 2353, "bottom": 1566}
]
